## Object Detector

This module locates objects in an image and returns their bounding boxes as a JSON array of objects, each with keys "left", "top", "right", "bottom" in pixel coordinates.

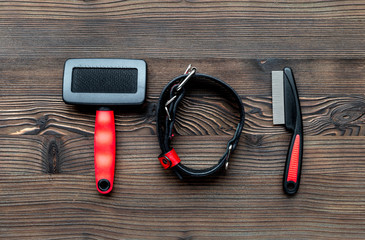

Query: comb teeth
[{"left": 272, "top": 71, "right": 285, "bottom": 125}]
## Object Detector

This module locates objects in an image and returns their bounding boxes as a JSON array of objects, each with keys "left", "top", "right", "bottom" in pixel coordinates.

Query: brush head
[
  {"left": 63, "top": 59, "right": 146, "bottom": 105},
  {"left": 272, "top": 70, "right": 285, "bottom": 125}
]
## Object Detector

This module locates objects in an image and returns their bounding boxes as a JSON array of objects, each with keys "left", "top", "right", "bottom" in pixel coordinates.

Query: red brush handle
[{"left": 94, "top": 110, "right": 115, "bottom": 194}]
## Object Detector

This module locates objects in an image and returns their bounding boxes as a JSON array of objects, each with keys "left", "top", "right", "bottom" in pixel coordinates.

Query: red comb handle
[
  {"left": 283, "top": 133, "right": 303, "bottom": 195},
  {"left": 94, "top": 110, "right": 115, "bottom": 194}
]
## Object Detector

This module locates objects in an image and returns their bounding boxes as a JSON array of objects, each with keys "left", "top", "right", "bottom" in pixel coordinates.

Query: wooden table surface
[{"left": 1, "top": 1, "right": 365, "bottom": 239}]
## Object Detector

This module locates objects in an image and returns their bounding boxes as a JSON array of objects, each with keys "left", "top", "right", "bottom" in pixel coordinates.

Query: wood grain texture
[
  {"left": 1, "top": 135, "right": 365, "bottom": 239},
  {"left": 0, "top": 1, "right": 365, "bottom": 59},
  {"left": 1, "top": 0, "right": 365, "bottom": 19},
  {"left": 1, "top": 1, "right": 365, "bottom": 239},
  {"left": 0, "top": 94, "right": 364, "bottom": 137},
  {"left": 2, "top": 58, "right": 365, "bottom": 96},
  {"left": 0, "top": 58, "right": 364, "bottom": 238},
  {"left": 1, "top": 134, "right": 365, "bottom": 175}
]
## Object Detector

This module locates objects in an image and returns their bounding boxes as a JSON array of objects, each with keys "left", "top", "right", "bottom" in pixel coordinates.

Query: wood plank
[
  {"left": 1, "top": 58, "right": 365, "bottom": 96},
  {"left": 1, "top": 176, "right": 365, "bottom": 239},
  {"left": 0, "top": 18, "right": 364, "bottom": 59},
  {"left": 1, "top": 134, "right": 365, "bottom": 176},
  {"left": 1, "top": 0, "right": 365, "bottom": 20},
  {"left": 1, "top": 136, "right": 365, "bottom": 239},
  {"left": 0, "top": 94, "right": 364, "bottom": 137}
]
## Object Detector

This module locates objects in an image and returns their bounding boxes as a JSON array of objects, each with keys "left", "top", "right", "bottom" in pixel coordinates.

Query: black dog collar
[{"left": 156, "top": 65, "right": 245, "bottom": 179}]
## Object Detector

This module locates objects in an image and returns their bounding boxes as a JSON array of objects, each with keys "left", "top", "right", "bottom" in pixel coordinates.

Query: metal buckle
[
  {"left": 164, "top": 95, "right": 177, "bottom": 121},
  {"left": 225, "top": 144, "right": 233, "bottom": 170},
  {"left": 176, "top": 64, "right": 197, "bottom": 91},
  {"left": 165, "top": 65, "right": 196, "bottom": 120}
]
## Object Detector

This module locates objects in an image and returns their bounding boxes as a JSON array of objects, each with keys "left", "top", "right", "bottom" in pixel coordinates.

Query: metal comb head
[{"left": 272, "top": 70, "right": 285, "bottom": 125}]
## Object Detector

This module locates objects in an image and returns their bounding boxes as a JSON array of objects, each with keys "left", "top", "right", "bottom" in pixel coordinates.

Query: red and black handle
[
  {"left": 94, "top": 109, "right": 115, "bottom": 194},
  {"left": 283, "top": 67, "right": 303, "bottom": 195},
  {"left": 283, "top": 129, "right": 303, "bottom": 195}
]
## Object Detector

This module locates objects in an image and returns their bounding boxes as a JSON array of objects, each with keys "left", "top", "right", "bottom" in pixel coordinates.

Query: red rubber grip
[
  {"left": 94, "top": 110, "right": 115, "bottom": 194},
  {"left": 287, "top": 134, "right": 300, "bottom": 183}
]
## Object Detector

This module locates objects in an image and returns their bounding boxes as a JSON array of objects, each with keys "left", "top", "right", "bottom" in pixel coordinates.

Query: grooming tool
[
  {"left": 272, "top": 67, "right": 303, "bottom": 195},
  {"left": 156, "top": 65, "right": 245, "bottom": 179},
  {"left": 63, "top": 59, "right": 146, "bottom": 194}
]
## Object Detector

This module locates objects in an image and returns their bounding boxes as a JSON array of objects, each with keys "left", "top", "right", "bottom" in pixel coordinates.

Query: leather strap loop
[{"left": 156, "top": 69, "right": 245, "bottom": 179}]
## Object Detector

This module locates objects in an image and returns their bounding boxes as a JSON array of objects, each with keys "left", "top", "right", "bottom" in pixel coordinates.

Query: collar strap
[{"left": 156, "top": 66, "right": 245, "bottom": 179}]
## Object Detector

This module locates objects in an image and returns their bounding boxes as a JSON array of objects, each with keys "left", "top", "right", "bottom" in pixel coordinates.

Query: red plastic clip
[{"left": 158, "top": 148, "right": 181, "bottom": 169}]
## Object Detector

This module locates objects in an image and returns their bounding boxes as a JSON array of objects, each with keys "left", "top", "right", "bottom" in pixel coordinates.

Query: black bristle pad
[{"left": 71, "top": 68, "right": 138, "bottom": 93}]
